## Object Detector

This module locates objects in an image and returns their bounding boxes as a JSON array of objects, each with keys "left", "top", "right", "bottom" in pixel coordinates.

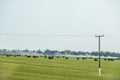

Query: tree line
[{"left": 0, "top": 49, "right": 120, "bottom": 58}]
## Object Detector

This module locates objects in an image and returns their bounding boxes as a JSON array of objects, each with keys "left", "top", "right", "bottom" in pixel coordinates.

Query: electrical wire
[
  {"left": 0, "top": 33, "right": 93, "bottom": 37},
  {"left": 0, "top": 33, "right": 120, "bottom": 39}
]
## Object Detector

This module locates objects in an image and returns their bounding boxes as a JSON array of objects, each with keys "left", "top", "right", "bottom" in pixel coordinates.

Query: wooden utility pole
[{"left": 95, "top": 35, "right": 104, "bottom": 76}]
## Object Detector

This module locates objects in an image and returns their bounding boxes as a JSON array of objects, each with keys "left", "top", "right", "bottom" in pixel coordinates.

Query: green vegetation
[
  {"left": 0, "top": 56, "right": 120, "bottom": 80},
  {"left": 1, "top": 49, "right": 120, "bottom": 58}
]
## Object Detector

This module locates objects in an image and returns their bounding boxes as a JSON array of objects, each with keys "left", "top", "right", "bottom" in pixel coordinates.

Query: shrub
[
  {"left": 65, "top": 57, "right": 68, "bottom": 59},
  {"left": 17, "top": 55, "right": 21, "bottom": 56},
  {"left": 94, "top": 58, "right": 98, "bottom": 61},
  {"left": 33, "top": 56, "right": 39, "bottom": 58},
  {"left": 13, "top": 55, "right": 16, "bottom": 57},
  {"left": 27, "top": 56, "right": 31, "bottom": 58},
  {"left": 82, "top": 57, "right": 87, "bottom": 60},
  {"left": 40, "top": 55, "right": 43, "bottom": 57},
  {"left": 56, "top": 56, "right": 59, "bottom": 58},
  {"left": 76, "top": 57, "right": 79, "bottom": 60},
  {"left": 6, "top": 55, "right": 9, "bottom": 57},
  {"left": 111, "top": 59, "right": 114, "bottom": 61},
  {"left": 108, "top": 59, "right": 114, "bottom": 61},
  {"left": 90, "top": 57, "right": 92, "bottom": 59},
  {"left": 48, "top": 56, "right": 54, "bottom": 59},
  {"left": 104, "top": 58, "right": 107, "bottom": 61},
  {"left": 44, "top": 55, "right": 47, "bottom": 58}
]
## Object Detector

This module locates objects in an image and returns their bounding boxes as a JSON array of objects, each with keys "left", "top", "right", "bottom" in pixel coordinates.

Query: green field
[{"left": 0, "top": 56, "right": 120, "bottom": 80}]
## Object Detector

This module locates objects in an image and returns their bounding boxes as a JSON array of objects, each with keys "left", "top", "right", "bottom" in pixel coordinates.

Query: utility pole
[{"left": 95, "top": 35, "right": 104, "bottom": 76}]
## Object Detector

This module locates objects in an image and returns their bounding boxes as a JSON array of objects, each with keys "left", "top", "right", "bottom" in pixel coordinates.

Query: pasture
[{"left": 0, "top": 56, "right": 120, "bottom": 80}]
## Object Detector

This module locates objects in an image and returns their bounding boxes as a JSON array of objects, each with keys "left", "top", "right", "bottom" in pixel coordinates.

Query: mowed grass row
[{"left": 0, "top": 56, "right": 120, "bottom": 80}]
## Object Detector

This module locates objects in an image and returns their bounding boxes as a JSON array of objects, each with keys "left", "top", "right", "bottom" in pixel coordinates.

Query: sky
[{"left": 0, "top": 0, "right": 120, "bottom": 52}]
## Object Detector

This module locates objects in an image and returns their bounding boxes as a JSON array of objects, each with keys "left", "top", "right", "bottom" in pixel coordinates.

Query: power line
[
  {"left": 0, "top": 33, "right": 120, "bottom": 40},
  {"left": 0, "top": 33, "right": 93, "bottom": 37}
]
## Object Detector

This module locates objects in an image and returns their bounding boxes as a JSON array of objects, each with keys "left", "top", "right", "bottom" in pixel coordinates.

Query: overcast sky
[{"left": 0, "top": 0, "right": 120, "bottom": 52}]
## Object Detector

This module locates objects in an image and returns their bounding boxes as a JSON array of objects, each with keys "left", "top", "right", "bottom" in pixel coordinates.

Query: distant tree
[
  {"left": 23, "top": 49, "right": 29, "bottom": 52},
  {"left": 64, "top": 50, "right": 71, "bottom": 55},
  {"left": 37, "top": 49, "right": 42, "bottom": 54},
  {"left": 44, "top": 49, "right": 51, "bottom": 55},
  {"left": 32, "top": 50, "right": 36, "bottom": 52},
  {"left": 0, "top": 49, "right": 120, "bottom": 58},
  {"left": 91, "top": 51, "right": 98, "bottom": 56}
]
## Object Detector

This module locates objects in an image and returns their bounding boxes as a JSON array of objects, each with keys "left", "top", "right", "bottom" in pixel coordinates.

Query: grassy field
[{"left": 0, "top": 56, "right": 120, "bottom": 80}]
